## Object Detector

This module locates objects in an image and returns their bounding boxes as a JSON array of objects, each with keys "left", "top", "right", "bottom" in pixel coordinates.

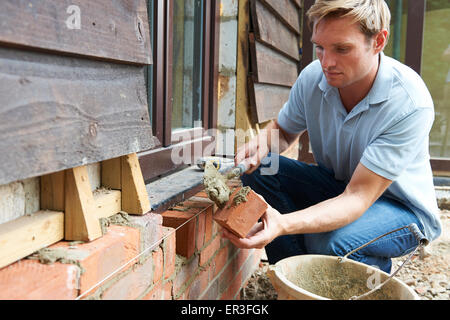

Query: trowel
[
  {"left": 196, "top": 156, "right": 250, "bottom": 178},
  {"left": 201, "top": 158, "right": 251, "bottom": 209}
]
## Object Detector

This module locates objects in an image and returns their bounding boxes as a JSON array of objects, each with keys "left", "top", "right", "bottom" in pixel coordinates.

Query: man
[{"left": 222, "top": 0, "right": 442, "bottom": 273}]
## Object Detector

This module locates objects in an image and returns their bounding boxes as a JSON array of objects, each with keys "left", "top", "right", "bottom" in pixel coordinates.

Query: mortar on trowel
[{"left": 202, "top": 160, "right": 267, "bottom": 238}]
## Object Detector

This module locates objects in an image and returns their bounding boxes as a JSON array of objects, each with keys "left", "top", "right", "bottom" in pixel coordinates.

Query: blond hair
[{"left": 307, "top": 0, "right": 391, "bottom": 42}]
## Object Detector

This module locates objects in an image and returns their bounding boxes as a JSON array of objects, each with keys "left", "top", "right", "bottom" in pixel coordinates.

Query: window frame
[{"left": 139, "top": 0, "right": 220, "bottom": 182}]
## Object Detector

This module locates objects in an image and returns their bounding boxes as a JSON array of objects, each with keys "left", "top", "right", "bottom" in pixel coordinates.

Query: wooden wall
[
  {"left": 0, "top": 0, "right": 154, "bottom": 186},
  {"left": 247, "top": 0, "right": 302, "bottom": 124}
]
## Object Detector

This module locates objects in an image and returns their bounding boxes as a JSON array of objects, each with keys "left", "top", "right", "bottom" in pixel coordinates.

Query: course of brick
[{"left": 0, "top": 187, "right": 264, "bottom": 300}]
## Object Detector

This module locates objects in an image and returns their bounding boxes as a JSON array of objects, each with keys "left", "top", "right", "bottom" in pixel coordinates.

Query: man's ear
[{"left": 374, "top": 29, "right": 389, "bottom": 53}]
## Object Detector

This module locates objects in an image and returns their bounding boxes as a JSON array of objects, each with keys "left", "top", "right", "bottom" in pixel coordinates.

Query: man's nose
[{"left": 320, "top": 50, "right": 336, "bottom": 69}]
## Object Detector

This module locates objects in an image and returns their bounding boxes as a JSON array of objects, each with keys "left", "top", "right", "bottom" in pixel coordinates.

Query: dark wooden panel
[
  {"left": 210, "top": 0, "right": 221, "bottom": 131},
  {"left": 0, "top": 47, "right": 154, "bottom": 186},
  {"left": 152, "top": 0, "right": 166, "bottom": 145},
  {"left": 291, "top": 0, "right": 301, "bottom": 9},
  {"left": 0, "top": 0, "right": 152, "bottom": 65},
  {"left": 259, "top": 0, "right": 300, "bottom": 34},
  {"left": 405, "top": 0, "right": 425, "bottom": 74},
  {"left": 300, "top": 0, "right": 315, "bottom": 71},
  {"left": 248, "top": 78, "right": 291, "bottom": 123},
  {"left": 251, "top": 0, "right": 300, "bottom": 61},
  {"left": 164, "top": 0, "right": 174, "bottom": 147},
  {"left": 249, "top": 33, "right": 299, "bottom": 87}
]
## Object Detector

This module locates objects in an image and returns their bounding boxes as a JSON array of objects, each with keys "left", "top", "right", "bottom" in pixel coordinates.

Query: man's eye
[{"left": 337, "top": 47, "right": 349, "bottom": 53}]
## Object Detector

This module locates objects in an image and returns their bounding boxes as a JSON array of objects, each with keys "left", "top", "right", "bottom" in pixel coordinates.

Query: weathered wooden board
[
  {"left": 251, "top": 0, "right": 300, "bottom": 61},
  {"left": 259, "top": 0, "right": 300, "bottom": 34},
  {"left": 65, "top": 166, "right": 102, "bottom": 241},
  {"left": 249, "top": 33, "right": 299, "bottom": 87},
  {"left": 93, "top": 190, "right": 122, "bottom": 219},
  {"left": 0, "top": 210, "right": 64, "bottom": 269},
  {"left": 121, "top": 153, "right": 151, "bottom": 215},
  {"left": 0, "top": 0, "right": 152, "bottom": 65},
  {"left": 291, "top": 0, "right": 302, "bottom": 9},
  {"left": 248, "top": 79, "right": 291, "bottom": 123},
  {"left": 0, "top": 46, "right": 154, "bottom": 186}
]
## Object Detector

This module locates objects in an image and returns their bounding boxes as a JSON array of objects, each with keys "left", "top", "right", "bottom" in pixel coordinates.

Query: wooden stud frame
[{"left": 0, "top": 152, "right": 150, "bottom": 269}]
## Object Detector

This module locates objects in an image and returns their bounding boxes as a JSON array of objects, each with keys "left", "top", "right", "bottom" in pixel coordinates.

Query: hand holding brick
[{"left": 213, "top": 187, "right": 268, "bottom": 238}]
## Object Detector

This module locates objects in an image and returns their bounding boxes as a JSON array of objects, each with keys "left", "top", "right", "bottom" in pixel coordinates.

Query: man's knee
[{"left": 303, "top": 232, "right": 348, "bottom": 257}]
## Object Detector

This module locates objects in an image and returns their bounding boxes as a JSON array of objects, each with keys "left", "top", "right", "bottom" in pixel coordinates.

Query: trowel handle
[{"left": 236, "top": 161, "right": 250, "bottom": 175}]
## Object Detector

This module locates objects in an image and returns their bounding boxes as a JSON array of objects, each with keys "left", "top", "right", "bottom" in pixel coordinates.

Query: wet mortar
[
  {"left": 285, "top": 259, "right": 394, "bottom": 300},
  {"left": 202, "top": 161, "right": 231, "bottom": 209}
]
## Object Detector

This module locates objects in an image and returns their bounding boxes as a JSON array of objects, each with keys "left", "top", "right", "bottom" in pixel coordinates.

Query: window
[
  {"left": 171, "top": 0, "right": 204, "bottom": 132},
  {"left": 139, "top": 0, "right": 220, "bottom": 182},
  {"left": 423, "top": 0, "right": 450, "bottom": 158}
]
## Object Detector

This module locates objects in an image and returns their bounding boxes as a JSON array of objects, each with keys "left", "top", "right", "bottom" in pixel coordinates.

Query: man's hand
[
  {"left": 221, "top": 198, "right": 286, "bottom": 249},
  {"left": 234, "top": 135, "right": 269, "bottom": 175},
  {"left": 234, "top": 120, "right": 299, "bottom": 175}
]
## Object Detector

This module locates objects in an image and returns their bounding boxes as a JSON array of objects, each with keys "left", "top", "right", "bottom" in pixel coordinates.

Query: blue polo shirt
[{"left": 278, "top": 52, "right": 442, "bottom": 241}]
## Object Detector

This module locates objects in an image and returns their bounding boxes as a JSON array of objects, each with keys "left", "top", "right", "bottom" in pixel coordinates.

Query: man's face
[{"left": 311, "top": 16, "right": 378, "bottom": 89}]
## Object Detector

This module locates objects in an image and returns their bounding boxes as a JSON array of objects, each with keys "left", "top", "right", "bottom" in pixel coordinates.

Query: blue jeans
[{"left": 241, "top": 153, "right": 425, "bottom": 273}]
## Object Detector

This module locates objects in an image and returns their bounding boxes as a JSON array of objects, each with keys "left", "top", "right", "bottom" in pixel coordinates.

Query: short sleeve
[
  {"left": 360, "top": 108, "right": 434, "bottom": 181},
  {"left": 277, "top": 75, "right": 307, "bottom": 134}
]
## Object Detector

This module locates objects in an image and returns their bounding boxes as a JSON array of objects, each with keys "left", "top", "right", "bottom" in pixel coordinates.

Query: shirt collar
[
  {"left": 318, "top": 52, "right": 393, "bottom": 105},
  {"left": 367, "top": 52, "right": 393, "bottom": 104}
]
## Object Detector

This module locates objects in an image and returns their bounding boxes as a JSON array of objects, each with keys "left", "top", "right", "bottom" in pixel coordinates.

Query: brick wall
[{"left": 0, "top": 188, "right": 264, "bottom": 300}]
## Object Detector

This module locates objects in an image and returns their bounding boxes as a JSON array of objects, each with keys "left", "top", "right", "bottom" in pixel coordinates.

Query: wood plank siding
[
  {"left": 0, "top": 1, "right": 154, "bottom": 186},
  {"left": 0, "top": 0, "right": 152, "bottom": 65},
  {"left": 248, "top": 0, "right": 301, "bottom": 124}
]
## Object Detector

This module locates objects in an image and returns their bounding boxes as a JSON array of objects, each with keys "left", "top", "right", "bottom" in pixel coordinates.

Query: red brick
[
  {"left": 142, "top": 279, "right": 172, "bottom": 300},
  {"left": 186, "top": 267, "right": 210, "bottom": 300},
  {"left": 199, "top": 235, "right": 221, "bottom": 267},
  {"left": 199, "top": 277, "right": 219, "bottom": 300},
  {"left": 161, "top": 227, "right": 176, "bottom": 280},
  {"left": 193, "top": 190, "right": 217, "bottom": 214},
  {"left": 101, "top": 254, "right": 154, "bottom": 300},
  {"left": 128, "top": 212, "right": 164, "bottom": 253},
  {"left": 0, "top": 259, "right": 79, "bottom": 300},
  {"left": 196, "top": 212, "right": 206, "bottom": 250},
  {"left": 236, "top": 248, "right": 251, "bottom": 269},
  {"left": 204, "top": 207, "right": 213, "bottom": 244},
  {"left": 195, "top": 191, "right": 209, "bottom": 198},
  {"left": 220, "top": 269, "right": 243, "bottom": 300},
  {"left": 152, "top": 247, "right": 163, "bottom": 284},
  {"left": 213, "top": 220, "right": 220, "bottom": 237},
  {"left": 141, "top": 280, "right": 163, "bottom": 300},
  {"left": 218, "top": 259, "right": 237, "bottom": 295},
  {"left": 213, "top": 188, "right": 267, "bottom": 238},
  {"left": 173, "top": 255, "right": 199, "bottom": 297},
  {"left": 53, "top": 225, "right": 140, "bottom": 296},
  {"left": 183, "top": 199, "right": 213, "bottom": 251},
  {"left": 241, "top": 250, "right": 261, "bottom": 288},
  {"left": 162, "top": 210, "right": 196, "bottom": 258},
  {"left": 162, "top": 280, "right": 173, "bottom": 300},
  {"left": 226, "top": 178, "right": 243, "bottom": 188},
  {"left": 213, "top": 245, "right": 228, "bottom": 279}
]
